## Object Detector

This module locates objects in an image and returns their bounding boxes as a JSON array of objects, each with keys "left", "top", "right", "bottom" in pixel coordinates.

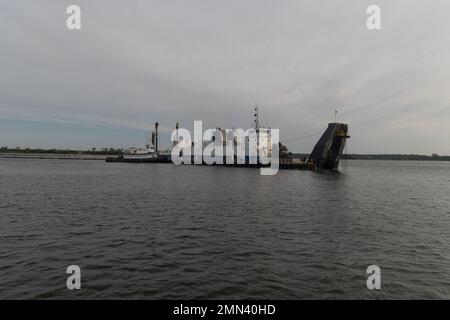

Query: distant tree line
[
  {"left": 0, "top": 147, "right": 123, "bottom": 155},
  {"left": 342, "top": 153, "right": 450, "bottom": 161},
  {"left": 286, "top": 152, "right": 450, "bottom": 161}
]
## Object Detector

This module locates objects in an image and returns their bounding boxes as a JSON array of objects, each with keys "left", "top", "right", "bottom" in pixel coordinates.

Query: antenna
[{"left": 334, "top": 110, "right": 338, "bottom": 123}]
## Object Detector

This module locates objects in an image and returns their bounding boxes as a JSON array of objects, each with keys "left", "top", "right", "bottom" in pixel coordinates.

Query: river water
[{"left": 0, "top": 159, "right": 449, "bottom": 299}]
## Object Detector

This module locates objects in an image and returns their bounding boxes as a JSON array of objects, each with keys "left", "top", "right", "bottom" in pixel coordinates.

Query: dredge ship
[{"left": 106, "top": 107, "right": 350, "bottom": 171}]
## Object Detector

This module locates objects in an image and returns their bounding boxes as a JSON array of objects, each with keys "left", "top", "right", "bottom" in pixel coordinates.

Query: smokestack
[
  {"left": 151, "top": 131, "right": 155, "bottom": 150},
  {"left": 174, "top": 122, "right": 179, "bottom": 147},
  {"left": 155, "top": 122, "right": 159, "bottom": 154}
]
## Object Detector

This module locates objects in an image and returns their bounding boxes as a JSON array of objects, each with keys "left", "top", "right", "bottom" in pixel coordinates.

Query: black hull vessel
[{"left": 106, "top": 122, "right": 349, "bottom": 171}]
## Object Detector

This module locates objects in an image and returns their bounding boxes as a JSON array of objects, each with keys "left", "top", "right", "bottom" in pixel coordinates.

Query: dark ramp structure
[{"left": 309, "top": 123, "right": 350, "bottom": 170}]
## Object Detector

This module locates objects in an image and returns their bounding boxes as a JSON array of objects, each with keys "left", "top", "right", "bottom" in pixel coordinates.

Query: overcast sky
[{"left": 1, "top": 0, "right": 450, "bottom": 154}]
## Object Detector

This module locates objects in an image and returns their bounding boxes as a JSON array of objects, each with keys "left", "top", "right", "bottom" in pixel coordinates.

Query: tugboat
[
  {"left": 123, "top": 121, "right": 157, "bottom": 160},
  {"left": 106, "top": 122, "right": 170, "bottom": 163}
]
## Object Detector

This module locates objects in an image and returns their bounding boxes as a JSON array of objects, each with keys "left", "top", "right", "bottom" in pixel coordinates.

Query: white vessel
[
  {"left": 123, "top": 123, "right": 159, "bottom": 160},
  {"left": 122, "top": 146, "right": 156, "bottom": 160}
]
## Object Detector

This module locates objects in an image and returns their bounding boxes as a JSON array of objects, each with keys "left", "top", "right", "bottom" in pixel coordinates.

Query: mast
[
  {"left": 254, "top": 106, "right": 260, "bottom": 163},
  {"left": 254, "top": 106, "right": 259, "bottom": 132},
  {"left": 155, "top": 122, "right": 159, "bottom": 155}
]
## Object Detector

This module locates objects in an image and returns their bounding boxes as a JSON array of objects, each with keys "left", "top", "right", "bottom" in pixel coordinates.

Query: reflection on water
[{"left": 0, "top": 159, "right": 449, "bottom": 299}]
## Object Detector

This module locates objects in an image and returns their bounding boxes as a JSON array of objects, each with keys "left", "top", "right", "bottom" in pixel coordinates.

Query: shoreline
[
  {"left": 0, "top": 153, "right": 106, "bottom": 160},
  {"left": 1, "top": 153, "right": 450, "bottom": 162}
]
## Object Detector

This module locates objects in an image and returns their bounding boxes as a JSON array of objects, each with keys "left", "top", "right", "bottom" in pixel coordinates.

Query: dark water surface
[{"left": 0, "top": 159, "right": 449, "bottom": 299}]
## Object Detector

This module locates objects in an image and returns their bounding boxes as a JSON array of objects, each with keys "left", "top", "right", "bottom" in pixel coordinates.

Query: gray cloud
[{"left": 1, "top": 0, "right": 450, "bottom": 154}]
